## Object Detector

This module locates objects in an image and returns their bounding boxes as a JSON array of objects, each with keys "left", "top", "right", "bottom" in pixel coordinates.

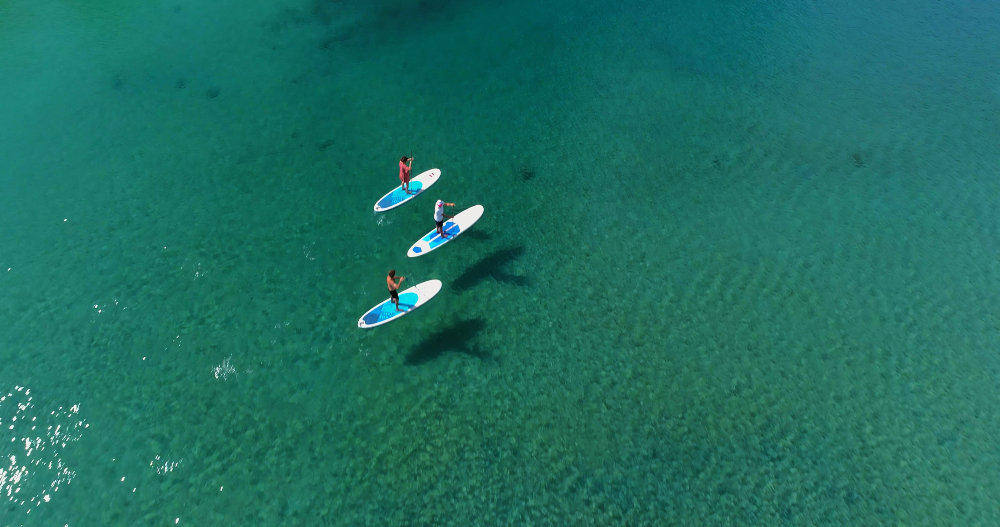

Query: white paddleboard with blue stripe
[
  {"left": 407, "top": 205, "right": 484, "bottom": 257},
  {"left": 357, "top": 279, "right": 442, "bottom": 328},
  {"left": 373, "top": 169, "right": 441, "bottom": 212}
]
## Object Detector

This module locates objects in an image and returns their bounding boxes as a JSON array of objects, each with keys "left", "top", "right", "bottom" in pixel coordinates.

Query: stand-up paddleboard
[
  {"left": 407, "top": 205, "right": 485, "bottom": 257},
  {"left": 373, "top": 169, "right": 441, "bottom": 212},
  {"left": 357, "top": 279, "right": 442, "bottom": 328}
]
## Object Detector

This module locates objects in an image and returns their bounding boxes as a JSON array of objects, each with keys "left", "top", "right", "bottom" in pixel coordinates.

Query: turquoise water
[{"left": 3, "top": 0, "right": 1000, "bottom": 524}]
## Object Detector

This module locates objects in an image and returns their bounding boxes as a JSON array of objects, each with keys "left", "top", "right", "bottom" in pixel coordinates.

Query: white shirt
[{"left": 434, "top": 201, "right": 445, "bottom": 222}]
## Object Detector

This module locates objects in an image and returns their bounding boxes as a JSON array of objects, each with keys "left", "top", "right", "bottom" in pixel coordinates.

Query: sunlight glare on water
[{"left": 0, "top": 387, "right": 86, "bottom": 515}]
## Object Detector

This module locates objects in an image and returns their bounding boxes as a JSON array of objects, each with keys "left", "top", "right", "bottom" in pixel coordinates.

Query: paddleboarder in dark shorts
[
  {"left": 399, "top": 156, "right": 413, "bottom": 194},
  {"left": 434, "top": 200, "right": 455, "bottom": 238},
  {"left": 386, "top": 270, "right": 406, "bottom": 311}
]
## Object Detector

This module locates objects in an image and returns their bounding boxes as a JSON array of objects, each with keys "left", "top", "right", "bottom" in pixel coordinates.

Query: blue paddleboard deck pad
[
  {"left": 357, "top": 280, "right": 443, "bottom": 328},
  {"left": 407, "top": 205, "right": 485, "bottom": 258},
  {"left": 373, "top": 169, "right": 441, "bottom": 212}
]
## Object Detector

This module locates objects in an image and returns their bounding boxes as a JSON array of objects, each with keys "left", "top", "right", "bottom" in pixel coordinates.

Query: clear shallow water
[{"left": 2, "top": 0, "right": 1000, "bottom": 524}]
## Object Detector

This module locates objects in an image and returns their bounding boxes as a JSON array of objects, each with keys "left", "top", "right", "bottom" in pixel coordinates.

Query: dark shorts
[
  {"left": 389, "top": 288, "right": 399, "bottom": 301},
  {"left": 436, "top": 220, "right": 444, "bottom": 229}
]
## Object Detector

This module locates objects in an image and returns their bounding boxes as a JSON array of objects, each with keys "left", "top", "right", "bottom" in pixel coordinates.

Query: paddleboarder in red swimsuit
[{"left": 399, "top": 156, "right": 413, "bottom": 194}]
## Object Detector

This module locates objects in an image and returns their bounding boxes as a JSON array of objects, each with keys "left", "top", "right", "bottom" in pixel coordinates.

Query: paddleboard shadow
[
  {"left": 451, "top": 245, "right": 528, "bottom": 292},
  {"left": 404, "top": 318, "right": 490, "bottom": 365}
]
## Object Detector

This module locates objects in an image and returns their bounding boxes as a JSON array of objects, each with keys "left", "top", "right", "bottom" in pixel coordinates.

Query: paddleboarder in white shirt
[{"left": 434, "top": 200, "right": 455, "bottom": 238}]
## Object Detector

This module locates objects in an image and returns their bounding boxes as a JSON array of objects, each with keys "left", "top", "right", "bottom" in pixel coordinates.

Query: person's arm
[{"left": 396, "top": 276, "right": 406, "bottom": 287}]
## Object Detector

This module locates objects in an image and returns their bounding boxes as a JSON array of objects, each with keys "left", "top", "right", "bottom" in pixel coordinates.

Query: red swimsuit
[{"left": 399, "top": 161, "right": 411, "bottom": 184}]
